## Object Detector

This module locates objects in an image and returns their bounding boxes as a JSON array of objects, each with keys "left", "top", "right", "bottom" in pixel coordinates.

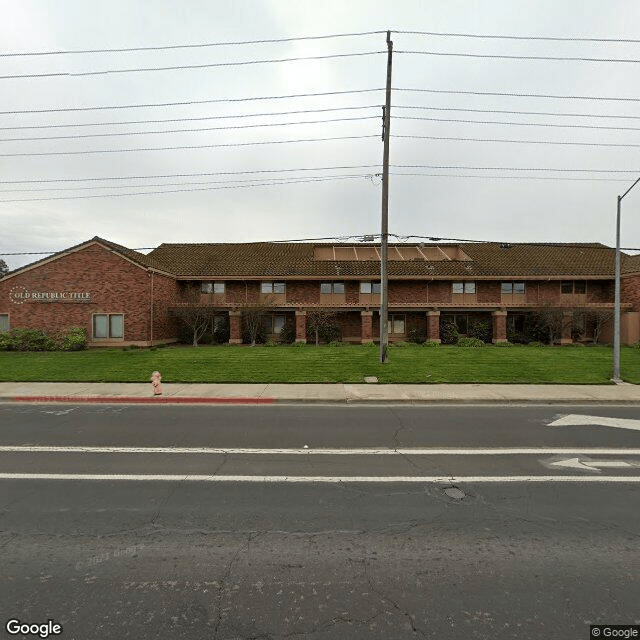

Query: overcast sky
[{"left": 1, "top": 0, "right": 640, "bottom": 271}]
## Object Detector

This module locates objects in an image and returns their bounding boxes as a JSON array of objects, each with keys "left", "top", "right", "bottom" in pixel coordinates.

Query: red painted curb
[{"left": 10, "top": 396, "right": 275, "bottom": 405}]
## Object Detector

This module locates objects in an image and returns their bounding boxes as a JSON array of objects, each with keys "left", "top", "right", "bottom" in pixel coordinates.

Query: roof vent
[
  {"left": 361, "top": 235, "right": 375, "bottom": 242},
  {"left": 500, "top": 243, "right": 512, "bottom": 249}
]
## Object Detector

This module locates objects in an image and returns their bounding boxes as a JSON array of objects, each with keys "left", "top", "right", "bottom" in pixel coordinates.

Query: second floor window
[
  {"left": 360, "top": 282, "right": 381, "bottom": 294},
  {"left": 261, "top": 282, "right": 286, "bottom": 294},
  {"left": 201, "top": 282, "right": 225, "bottom": 294},
  {"left": 501, "top": 282, "right": 526, "bottom": 294},
  {"left": 452, "top": 282, "right": 476, "bottom": 294},
  {"left": 561, "top": 281, "right": 586, "bottom": 294},
  {"left": 320, "top": 282, "right": 345, "bottom": 294}
]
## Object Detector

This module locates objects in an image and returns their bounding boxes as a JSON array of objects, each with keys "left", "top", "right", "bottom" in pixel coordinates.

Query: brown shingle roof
[{"left": 147, "top": 241, "right": 620, "bottom": 279}]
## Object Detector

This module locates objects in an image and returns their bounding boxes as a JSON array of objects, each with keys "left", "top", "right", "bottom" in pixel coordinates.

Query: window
[
  {"left": 561, "top": 281, "right": 587, "bottom": 294},
  {"left": 388, "top": 314, "right": 405, "bottom": 334},
  {"left": 452, "top": 282, "right": 475, "bottom": 294},
  {"left": 263, "top": 314, "right": 286, "bottom": 334},
  {"left": 93, "top": 314, "right": 124, "bottom": 339},
  {"left": 321, "top": 282, "right": 344, "bottom": 294},
  {"left": 502, "top": 282, "right": 526, "bottom": 294},
  {"left": 261, "top": 282, "right": 286, "bottom": 294},
  {"left": 0, "top": 314, "right": 8, "bottom": 333},
  {"left": 201, "top": 282, "right": 225, "bottom": 294},
  {"left": 442, "top": 314, "right": 469, "bottom": 334},
  {"left": 360, "top": 282, "right": 381, "bottom": 294}
]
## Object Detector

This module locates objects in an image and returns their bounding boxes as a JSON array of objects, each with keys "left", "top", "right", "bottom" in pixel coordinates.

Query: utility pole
[
  {"left": 380, "top": 30, "right": 392, "bottom": 363},
  {"left": 613, "top": 175, "right": 640, "bottom": 382}
]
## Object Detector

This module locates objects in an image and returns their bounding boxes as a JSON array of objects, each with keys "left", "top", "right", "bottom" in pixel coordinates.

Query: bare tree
[
  {"left": 530, "top": 304, "right": 566, "bottom": 345},
  {"left": 167, "top": 288, "right": 217, "bottom": 347},
  {"left": 241, "top": 305, "right": 267, "bottom": 346},
  {"left": 306, "top": 309, "right": 339, "bottom": 346},
  {"left": 574, "top": 307, "right": 614, "bottom": 344},
  {"left": 0, "top": 259, "right": 8, "bottom": 278}
]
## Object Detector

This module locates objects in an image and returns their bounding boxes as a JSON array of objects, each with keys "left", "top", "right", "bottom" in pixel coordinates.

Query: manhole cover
[{"left": 444, "top": 487, "right": 465, "bottom": 500}]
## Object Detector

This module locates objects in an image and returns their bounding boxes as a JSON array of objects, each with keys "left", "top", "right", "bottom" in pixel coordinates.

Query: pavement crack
[
  {"left": 150, "top": 482, "right": 180, "bottom": 527},
  {"left": 211, "top": 453, "right": 229, "bottom": 477}
]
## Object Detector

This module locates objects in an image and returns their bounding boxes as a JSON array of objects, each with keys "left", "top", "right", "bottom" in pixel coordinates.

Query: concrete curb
[{"left": 2, "top": 396, "right": 640, "bottom": 405}]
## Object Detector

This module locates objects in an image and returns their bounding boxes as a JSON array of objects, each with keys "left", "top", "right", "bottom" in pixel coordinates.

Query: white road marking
[
  {"left": 549, "top": 458, "right": 638, "bottom": 471},
  {"left": 1, "top": 473, "right": 640, "bottom": 483},
  {"left": 2, "top": 446, "right": 640, "bottom": 455},
  {"left": 548, "top": 414, "right": 640, "bottom": 431}
]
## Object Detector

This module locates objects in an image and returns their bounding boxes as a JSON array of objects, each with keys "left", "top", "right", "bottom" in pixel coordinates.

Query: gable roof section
[
  {"left": 147, "top": 241, "right": 619, "bottom": 279},
  {"left": 0, "top": 236, "right": 173, "bottom": 282}
]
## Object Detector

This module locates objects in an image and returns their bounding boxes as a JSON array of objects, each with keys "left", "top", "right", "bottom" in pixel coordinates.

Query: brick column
[
  {"left": 492, "top": 310, "right": 508, "bottom": 343},
  {"left": 295, "top": 310, "right": 307, "bottom": 343},
  {"left": 228, "top": 311, "right": 242, "bottom": 344},
  {"left": 426, "top": 310, "right": 441, "bottom": 343},
  {"left": 560, "top": 310, "right": 573, "bottom": 345},
  {"left": 360, "top": 310, "right": 373, "bottom": 344}
]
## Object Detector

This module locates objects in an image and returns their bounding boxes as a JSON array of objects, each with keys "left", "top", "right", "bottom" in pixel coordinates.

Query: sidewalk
[{"left": 1, "top": 382, "right": 640, "bottom": 404}]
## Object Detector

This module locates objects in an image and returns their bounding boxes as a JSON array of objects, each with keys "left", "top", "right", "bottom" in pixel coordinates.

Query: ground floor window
[
  {"left": 93, "top": 313, "right": 124, "bottom": 339},
  {"left": 263, "top": 314, "right": 286, "bottom": 335},
  {"left": 388, "top": 314, "right": 405, "bottom": 335},
  {"left": 442, "top": 314, "right": 469, "bottom": 335},
  {"left": 507, "top": 314, "right": 526, "bottom": 333},
  {"left": 0, "top": 314, "right": 8, "bottom": 333}
]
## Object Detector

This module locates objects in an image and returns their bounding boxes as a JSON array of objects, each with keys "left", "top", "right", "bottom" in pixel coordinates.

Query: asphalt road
[{"left": 1, "top": 404, "right": 639, "bottom": 640}]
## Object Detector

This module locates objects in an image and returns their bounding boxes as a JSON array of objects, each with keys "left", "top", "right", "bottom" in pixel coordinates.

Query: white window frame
[{"left": 92, "top": 313, "right": 124, "bottom": 339}]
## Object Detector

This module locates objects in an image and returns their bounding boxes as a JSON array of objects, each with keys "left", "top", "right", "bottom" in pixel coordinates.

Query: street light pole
[{"left": 612, "top": 175, "right": 640, "bottom": 382}]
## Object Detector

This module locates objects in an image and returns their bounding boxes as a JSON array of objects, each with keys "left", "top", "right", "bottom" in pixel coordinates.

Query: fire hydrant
[{"left": 150, "top": 370, "right": 163, "bottom": 396}]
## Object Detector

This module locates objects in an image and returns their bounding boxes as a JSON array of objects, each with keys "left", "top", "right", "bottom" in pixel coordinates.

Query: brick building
[{"left": 1, "top": 236, "right": 639, "bottom": 346}]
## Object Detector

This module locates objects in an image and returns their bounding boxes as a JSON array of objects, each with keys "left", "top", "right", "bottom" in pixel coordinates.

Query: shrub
[
  {"left": 468, "top": 320, "right": 492, "bottom": 343},
  {"left": 4, "top": 328, "right": 55, "bottom": 351},
  {"left": 264, "top": 340, "right": 278, "bottom": 347},
  {"left": 390, "top": 341, "right": 409, "bottom": 348},
  {"left": 422, "top": 340, "right": 440, "bottom": 348},
  {"left": 528, "top": 341, "right": 545, "bottom": 347},
  {"left": 439, "top": 322, "right": 459, "bottom": 345},
  {"left": 278, "top": 320, "right": 296, "bottom": 345},
  {"left": 291, "top": 340, "right": 306, "bottom": 347},
  {"left": 632, "top": 341, "right": 640, "bottom": 350},
  {"left": 494, "top": 340, "right": 513, "bottom": 347},
  {"left": 328, "top": 340, "right": 345, "bottom": 347},
  {"left": 60, "top": 327, "right": 87, "bottom": 351},
  {"left": 362, "top": 341, "right": 376, "bottom": 347},
  {"left": 407, "top": 327, "right": 424, "bottom": 344},
  {"left": 457, "top": 336, "right": 485, "bottom": 348}
]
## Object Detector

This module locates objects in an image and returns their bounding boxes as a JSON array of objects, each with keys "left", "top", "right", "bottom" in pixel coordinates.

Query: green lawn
[{"left": 0, "top": 344, "right": 638, "bottom": 384}]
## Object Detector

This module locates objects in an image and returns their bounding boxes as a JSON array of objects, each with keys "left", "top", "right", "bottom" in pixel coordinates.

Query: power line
[
  {"left": 0, "top": 172, "right": 376, "bottom": 192},
  {"left": 0, "top": 51, "right": 385, "bottom": 80},
  {"left": 0, "top": 31, "right": 386, "bottom": 57},
  {"left": 0, "top": 174, "right": 375, "bottom": 203},
  {"left": 397, "top": 50, "right": 640, "bottom": 64},
  {"left": 0, "top": 164, "right": 382, "bottom": 185},
  {"left": 0, "top": 104, "right": 381, "bottom": 131},
  {"left": 393, "top": 164, "right": 639, "bottom": 173},
  {"left": 394, "top": 115, "right": 640, "bottom": 132},
  {"left": 0, "top": 88, "right": 383, "bottom": 115},
  {"left": 0, "top": 134, "right": 379, "bottom": 157},
  {"left": 395, "top": 87, "right": 640, "bottom": 103},
  {"left": 394, "top": 105, "right": 640, "bottom": 121},
  {"left": 394, "top": 134, "right": 640, "bottom": 148},
  {"left": 390, "top": 172, "right": 633, "bottom": 182},
  {"left": 0, "top": 115, "right": 377, "bottom": 142},
  {"left": 394, "top": 30, "right": 640, "bottom": 44}
]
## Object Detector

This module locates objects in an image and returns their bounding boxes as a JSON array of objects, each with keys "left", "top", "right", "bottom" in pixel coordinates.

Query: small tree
[
  {"left": 0, "top": 258, "right": 8, "bottom": 278},
  {"left": 530, "top": 305, "right": 565, "bottom": 345},
  {"left": 306, "top": 309, "right": 339, "bottom": 346},
  {"left": 241, "top": 305, "right": 269, "bottom": 346},
  {"left": 574, "top": 307, "right": 614, "bottom": 344},
  {"left": 168, "top": 289, "right": 218, "bottom": 347}
]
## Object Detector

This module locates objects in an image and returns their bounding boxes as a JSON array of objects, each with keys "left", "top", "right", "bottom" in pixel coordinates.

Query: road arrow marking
[
  {"left": 548, "top": 414, "right": 640, "bottom": 431},
  {"left": 549, "top": 458, "right": 639, "bottom": 472}
]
